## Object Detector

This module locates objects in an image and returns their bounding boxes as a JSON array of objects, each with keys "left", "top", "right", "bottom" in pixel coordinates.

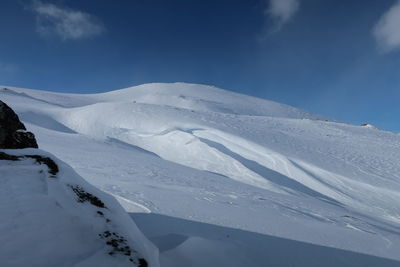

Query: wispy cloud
[
  {"left": 373, "top": 0, "right": 400, "bottom": 53},
  {"left": 266, "top": 0, "right": 300, "bottom": 32},
  {"left": 30, "top": 0, "right": 105, "bottom": 40}
]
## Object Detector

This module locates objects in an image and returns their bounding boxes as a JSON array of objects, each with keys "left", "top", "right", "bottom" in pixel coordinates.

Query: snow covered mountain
[
  {"left": 0, "top": 101, "right": 157, "bottom": 267},
  {"left": 1, "top": 83, "right": 400, "bottom": 266}
]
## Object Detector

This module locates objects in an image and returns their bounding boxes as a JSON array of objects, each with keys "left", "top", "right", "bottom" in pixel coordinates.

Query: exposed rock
[
  {"left": 0, "top": 100, "right": 38, "bottom": 149},
  {"left": 68, "top": 185, "right": 106, "bottom": 208},
  {"left": 360, "top": 123, "right": 377, "bottom": 129},
  {"left": 0, "top": 152, "right": 59, "bottom": 177}
]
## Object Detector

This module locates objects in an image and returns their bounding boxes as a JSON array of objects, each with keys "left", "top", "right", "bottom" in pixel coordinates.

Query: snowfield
[
  {"left": 0, "top": 149, "right": 158, "bottom": 267},
  {"left": 1, "top": 83, "right": 400, "bottom": 266}
]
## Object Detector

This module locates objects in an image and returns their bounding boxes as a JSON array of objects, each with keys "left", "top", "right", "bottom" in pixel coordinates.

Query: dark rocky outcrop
[
  {"left": 0, "top": 152, "right": 59, "bottom": 177},
  {"left": 0, "top": 100, "right": 58, "bottom": 177},
  {"left": 0, "top": 100, "right": 38, "bottom": 149}
]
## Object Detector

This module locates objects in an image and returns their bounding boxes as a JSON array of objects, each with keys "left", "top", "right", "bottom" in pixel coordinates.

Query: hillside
[
  {"left": 0, "top": 100, "right": 158, "bottom": 267},
  {"left": 1, "top": 83, "right": 400, "bottom": 266}
]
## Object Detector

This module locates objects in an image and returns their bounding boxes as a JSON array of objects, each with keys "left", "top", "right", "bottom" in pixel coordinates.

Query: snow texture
[
  {"left": 1, "top": 82, "right": 400, "bottom": 266},
  {"left": 0, "top": 148, "right": 158, "bottom": 267}
]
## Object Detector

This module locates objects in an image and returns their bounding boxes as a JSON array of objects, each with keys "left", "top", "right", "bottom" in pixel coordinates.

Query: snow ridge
[
  {"left": 1, "top": 82, "right": 400, "bottom": 266},
  {"left": 0, "top": 148, "right": 158, "bottom": 267}
]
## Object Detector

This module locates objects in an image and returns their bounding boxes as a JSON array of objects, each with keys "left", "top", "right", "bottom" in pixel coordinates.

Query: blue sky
[{"left": 0, "top": 0, "right": 400, "bottom": 132}]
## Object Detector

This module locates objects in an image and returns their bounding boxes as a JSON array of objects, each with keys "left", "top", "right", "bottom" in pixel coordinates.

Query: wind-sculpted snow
[
  {"left": 0, "top": 148, "right": 159, "bottom": 267},
  {"left": 1, "top": 82, "right": 400, "bottom": 266},
  {"left": 95, "top": 83, "right": 327, "bottom": 119}
]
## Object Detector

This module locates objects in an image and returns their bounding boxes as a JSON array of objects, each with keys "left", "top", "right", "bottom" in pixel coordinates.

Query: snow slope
[
  {"left": 1, "top": 83, "right": 400, "bottom": 266},
  {"left": 0, "top": 148, "right": 158, "bottom": 267}
]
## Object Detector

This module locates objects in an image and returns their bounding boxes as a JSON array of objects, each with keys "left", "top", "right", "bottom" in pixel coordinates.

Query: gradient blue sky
[{"left": 0, "top": 0, "right": 399, "bottom": 132}]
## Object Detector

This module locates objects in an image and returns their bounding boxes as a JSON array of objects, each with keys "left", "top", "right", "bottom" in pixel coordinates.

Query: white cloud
[
  {"left": 31, "top": 0, "right": 105, "bottom": 40},
  {"left": 373, "top": 1, "right": 400, "bottom": 53},
  {"left": 266, "top": 0, "right": 300, "bottom": 32}
]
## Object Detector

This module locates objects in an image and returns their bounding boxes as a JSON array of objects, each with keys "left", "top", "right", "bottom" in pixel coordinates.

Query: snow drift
[
  {"left": 1, "top": 83, "right": 400, "bottom": 266},
  {"left": 0, "top": 148, "right": 159, "bottom": 267}
]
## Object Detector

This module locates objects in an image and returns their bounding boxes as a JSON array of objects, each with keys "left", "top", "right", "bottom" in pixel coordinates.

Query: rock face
[{"left": 0, "top": 100, "right": 38, "bottom": 149}]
